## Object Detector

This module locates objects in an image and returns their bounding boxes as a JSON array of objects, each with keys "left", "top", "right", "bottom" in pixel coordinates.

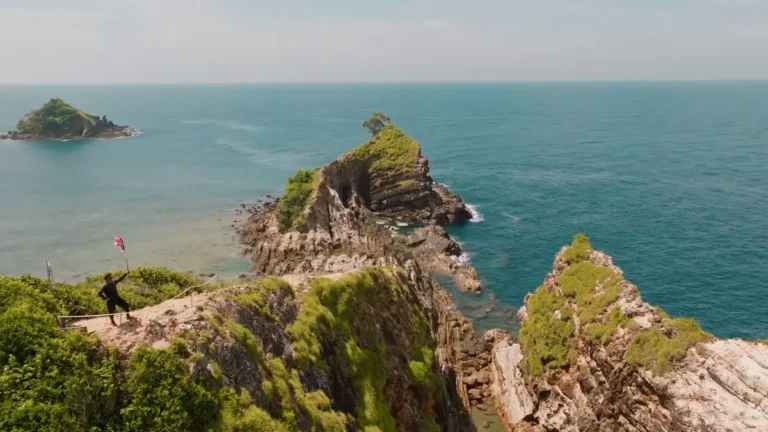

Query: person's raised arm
[{"left": 115, "top": 272, "right": 129, "bottom": 283}]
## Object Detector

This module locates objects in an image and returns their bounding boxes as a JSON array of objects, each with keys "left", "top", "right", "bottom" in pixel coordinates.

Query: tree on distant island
[{"left": 363, "top": 112, "right": 391, "bottom": 136}]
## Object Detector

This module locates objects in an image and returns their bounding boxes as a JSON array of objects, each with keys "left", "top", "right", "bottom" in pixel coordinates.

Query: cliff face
[
  {"left": 490, "top": 236, "right": 768, "bottom": 432},
  {"left": 80, "top": 266, "right": 470, "bottom": 432}
]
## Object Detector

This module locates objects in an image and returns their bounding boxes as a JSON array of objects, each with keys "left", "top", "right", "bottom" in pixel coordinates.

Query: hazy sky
[{"left": 1, "top": 0, "right": 767, "bottom": 83}]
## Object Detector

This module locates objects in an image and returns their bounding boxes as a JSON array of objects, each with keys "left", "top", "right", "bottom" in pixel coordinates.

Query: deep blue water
[{"left": 0, "top": 83, "right": 766, "bottom": 339}]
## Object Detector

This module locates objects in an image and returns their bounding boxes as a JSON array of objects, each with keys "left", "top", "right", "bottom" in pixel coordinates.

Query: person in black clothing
[{"left": 99, "top": 272, "right": 133, "bottom": 326}]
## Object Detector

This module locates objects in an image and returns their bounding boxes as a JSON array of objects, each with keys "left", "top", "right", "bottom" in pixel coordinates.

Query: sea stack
[
  {"left": 0, "top": 98, "right": 134, "bottom": 141},
  {"left": 237, "top": 119, "right": 481, "bottom": 291}
]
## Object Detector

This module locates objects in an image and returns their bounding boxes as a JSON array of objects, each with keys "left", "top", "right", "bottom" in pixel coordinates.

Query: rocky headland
[
  {"left": 237, "top": 122, "right": 480, "bottom": 292},
  {"left": 0, "top": 98, "right": 134, "bottom": 141},
  {"left": 4, "top": 115, "right": 765, "bottom": 431},
  {"left": 234, "top": 117, "right": 768, "bottom": 431},
  {"left": 489, "top": 235, "right": 768, "bottom": 431}
]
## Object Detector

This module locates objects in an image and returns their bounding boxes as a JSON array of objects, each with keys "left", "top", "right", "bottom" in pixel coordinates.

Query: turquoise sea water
[{"left": 0, "top": 83, "right": 766, "bottom": 339}]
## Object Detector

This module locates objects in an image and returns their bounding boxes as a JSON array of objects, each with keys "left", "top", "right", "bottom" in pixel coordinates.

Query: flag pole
[{"left": 124, "top": 251, "right": 130, "bottom": 272}]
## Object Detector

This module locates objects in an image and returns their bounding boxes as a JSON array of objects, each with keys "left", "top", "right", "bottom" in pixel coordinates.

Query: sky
[{"left": 0, "top": 0, "right": 767, "bottom": 84}]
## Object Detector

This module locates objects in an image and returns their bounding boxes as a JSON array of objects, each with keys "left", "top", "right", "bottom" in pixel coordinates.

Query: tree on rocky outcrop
[{"left": 363, "top": 112, "right": 391, "bottom": 136}]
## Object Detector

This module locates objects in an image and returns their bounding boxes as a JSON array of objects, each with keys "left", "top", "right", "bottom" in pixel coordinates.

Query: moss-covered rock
[{"left": 287, "top": 267, "right": 443, "bottom": 431}]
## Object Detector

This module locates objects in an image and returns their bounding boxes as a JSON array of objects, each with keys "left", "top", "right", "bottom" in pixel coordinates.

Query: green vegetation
[
  {"left": 121, "top": 346, "right": 218, "bottom": 431},
  {"left": 0, "top": 272, "right": 222, "bottom": 432},
  {"left": 15, "top": 98, "right": 103, "bottom": 138},
  {"left": 563, "top": 233, "right": 592, "bottom": 264},
  {"left": 287, "top": 268, "right": 441, "bottom": 431},
  {"left": 396, "top": 179, "right": 415, "bottom": 188},
  {"left": 231, "top": 277, "right": 295, "bottom": 321},
  {"left": 586, "top": 306, "right": 630, "bottom": 345},
  {"left": 627, "top": 317, "right": 712, "bottom": 375},
  {"left": 520, "top": 234, "right": 631, "bottom": 372},
  {"left": 217, "top": 388, "right": 291, "bottom": 432},
  {"left": 362, "top": 112, "right": 391, "bottom": 136},
  {"left": 560, "top": 261, "right": 624, "bottom": 325},
  {"left": 518, "top": 285, "right": 575, "bottom": 375},
  {"left": 2, "top": 267, "right": 204, "bottom": 318},
  {"left": 0, "top": 268, "right": 354, "bottom": 431},
  {"left": 277, "top": 168, "right": 320, "bottom": 232},
  {"left": 349, "top": 124, "right": 420, "bottom": 177},
  {"left": 206, "top": 310, "right": 349, "bottom": 432}
]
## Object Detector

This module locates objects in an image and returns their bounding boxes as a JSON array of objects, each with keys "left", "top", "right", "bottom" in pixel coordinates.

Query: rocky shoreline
[
  {"left": 235, "top": 122, "right": 768, "bottom": 431},
  {"left": 0, "top": 125, "right": 136, "bottom": 141}
]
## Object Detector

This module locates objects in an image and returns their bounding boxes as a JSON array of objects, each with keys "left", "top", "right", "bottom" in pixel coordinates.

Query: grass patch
[
  {"left": 277, "top": 168, "right": 320, "bottom": 232},
  {"left": 349, "top": 125, "right": 420, "bottom": 178},
  {"left": 395, "top": 179, "right": 415, "bottom": 188},
  {"left": 231, "top": 277, "right": 295, "bottom": 321},
  {"left": 2, "top": 267, "right": 203, "bottom": 317},
  {"left": 519, "top": 286, "right": 575, "bottom": 375},
  {"left": 627, "top": 317, "right": 713, "bottom": 375},
  {"left": 563, "top": 233, "right": 592, "bottom": 264}
]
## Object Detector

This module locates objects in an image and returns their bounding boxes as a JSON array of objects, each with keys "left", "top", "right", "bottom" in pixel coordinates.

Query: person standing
[{"left": 99, "top": 272, "right": 133, "bottom": 326}]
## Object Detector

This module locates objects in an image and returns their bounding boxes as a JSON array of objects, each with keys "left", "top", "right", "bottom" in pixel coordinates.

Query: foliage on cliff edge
[
  {"left": 277, "top": 168, "right": 319, "bottom": 232},
  {"left": 520, "top": 234, "right": 711, "bottom": 377},
  {"left": 0, "top": 266, "right": 445, "bottom": 431}
]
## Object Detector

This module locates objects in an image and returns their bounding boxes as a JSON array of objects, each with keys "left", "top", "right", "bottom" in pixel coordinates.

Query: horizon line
[{"left": 1, "top": 79, "right": 768, "bottom": 87}]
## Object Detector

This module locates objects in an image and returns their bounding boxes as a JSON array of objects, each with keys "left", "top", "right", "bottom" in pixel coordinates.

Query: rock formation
[
  {"left": 0, "top": 98, "right": 134, "bottom": 141},
  {"left": 489, "top": 235, "right": 768, "bottom": 432},
  {"left": 76, "top": 266, "right": 472, "bottom": 432},
  {"left": 238, "top": 123, "right": 480, "bottom": 291}
]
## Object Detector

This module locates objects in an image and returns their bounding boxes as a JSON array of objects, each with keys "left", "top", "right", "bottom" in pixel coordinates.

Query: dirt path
[{"left": 67, "top": 271, "right": 346, "bottom": 352}]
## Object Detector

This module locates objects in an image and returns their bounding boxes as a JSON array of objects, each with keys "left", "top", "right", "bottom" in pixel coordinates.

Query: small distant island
[{"left": 0, "top": 98, "right": 135, "bottom": 141}]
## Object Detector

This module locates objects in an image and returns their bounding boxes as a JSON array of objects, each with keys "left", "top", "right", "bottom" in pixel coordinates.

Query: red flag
[{"left": 114, "top": 236, "right": 126, "bottom": 254}]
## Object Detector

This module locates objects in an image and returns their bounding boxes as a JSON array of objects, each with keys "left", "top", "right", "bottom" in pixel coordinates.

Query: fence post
[{"left": 46, "top": 259, "right": 54, "bottom": 289}]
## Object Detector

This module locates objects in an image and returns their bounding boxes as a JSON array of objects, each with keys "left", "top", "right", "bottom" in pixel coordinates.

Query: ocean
[{"left": 0, "top": 83, "right": 765, "bottom": 339}]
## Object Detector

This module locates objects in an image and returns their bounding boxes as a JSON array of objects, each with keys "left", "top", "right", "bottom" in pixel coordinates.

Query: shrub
[
  {"left": 121, "top": 347, "right": 218, "bottom": 432},
  {"left": 519, "top": 286, "right": 575, "bottom": 375},
  {"left": 217, "top": 388, "right": 291, "bottom": 432},
  {"left": 563, "top": 233, "right": 591, "bottom": 264},
  {"left": 627, "top": 317, "right": 713, "bottom": 375},
  {"left": 585, "top": 306, "right": 630, "bottom": 345},
  {"left": 277, "top": 169, "right": 319, "bottom": 232},
  {"left": 560, "top": 261, "right": 624, "bottom": 325}
]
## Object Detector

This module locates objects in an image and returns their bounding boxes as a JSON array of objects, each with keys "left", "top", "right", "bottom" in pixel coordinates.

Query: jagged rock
[
  {"left": 405, "top": 224, "right": 481, "bottom": 292},
  {"left": 490, "top": 239, "right": 768, "bottom": 432},
  {"left": 238, "top": 126, "right": 477, "bottom": 288},
  {"left": 490, "top": 338, "right": 535, "bottom": 426}
]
